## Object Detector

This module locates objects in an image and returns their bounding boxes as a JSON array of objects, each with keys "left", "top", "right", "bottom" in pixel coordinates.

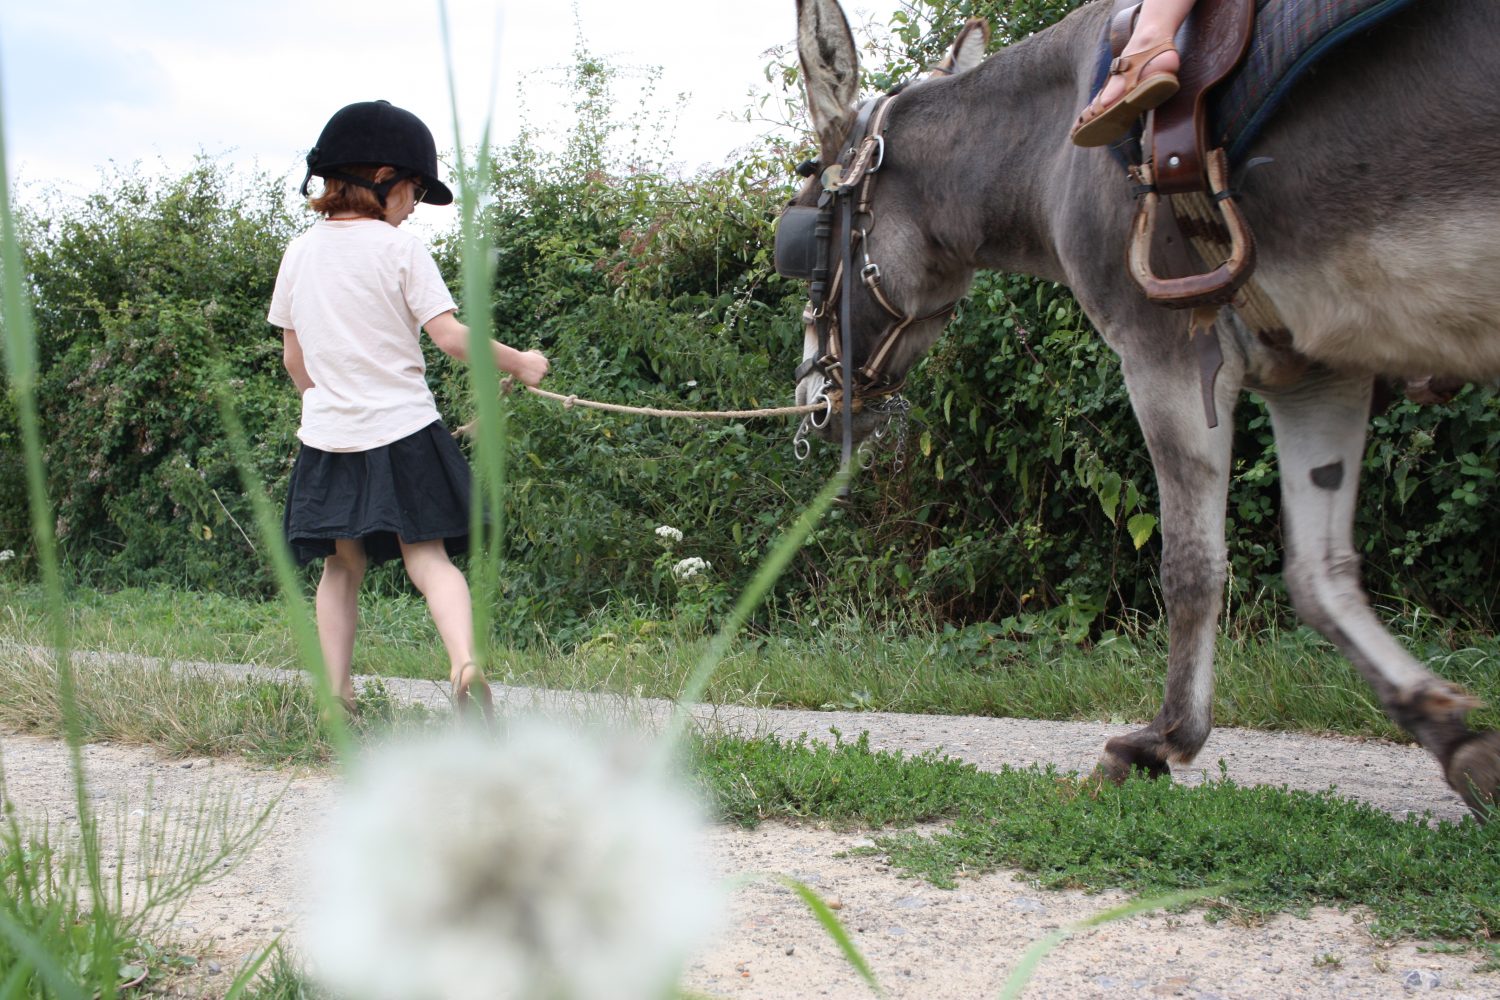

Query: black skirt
[{"left": 283, "top": 421, "right": 472, "bottom": 567}]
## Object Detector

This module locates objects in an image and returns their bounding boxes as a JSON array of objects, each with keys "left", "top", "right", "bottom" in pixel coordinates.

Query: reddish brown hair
[{"left": 308, "top": 164, "right": 395, "bottom": 219}]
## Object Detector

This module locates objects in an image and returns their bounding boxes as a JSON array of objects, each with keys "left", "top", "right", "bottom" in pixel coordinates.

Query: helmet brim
[{"left": 417, "top": 178, "right": 454, "bottom": 207}]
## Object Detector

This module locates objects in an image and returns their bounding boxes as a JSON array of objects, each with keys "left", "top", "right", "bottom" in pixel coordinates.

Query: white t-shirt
[{"left": 268, "top": 219, "right": 457, "bottom": 452}]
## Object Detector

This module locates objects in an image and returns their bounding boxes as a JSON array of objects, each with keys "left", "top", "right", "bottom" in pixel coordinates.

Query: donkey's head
[{"left": 779, "top": 0, "right": 987, "bottom": 443}]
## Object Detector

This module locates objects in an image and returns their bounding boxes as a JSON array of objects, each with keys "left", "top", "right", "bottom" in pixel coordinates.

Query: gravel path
[{"left": 1, "top": 655, "right": 1494, "bottom": 998}]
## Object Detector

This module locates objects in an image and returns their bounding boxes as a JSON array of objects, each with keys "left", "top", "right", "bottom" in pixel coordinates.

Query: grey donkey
[{"left": 787, "top": 0, "right": 1500, "bottom": 817}]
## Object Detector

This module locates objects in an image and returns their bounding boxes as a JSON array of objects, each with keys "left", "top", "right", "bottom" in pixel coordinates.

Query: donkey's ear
[
  {"left": 797, "top": 0, "right": 859, "bottom": 153},
  {"left": 928, "top": 18, "right": 991, "bottom": 78}
]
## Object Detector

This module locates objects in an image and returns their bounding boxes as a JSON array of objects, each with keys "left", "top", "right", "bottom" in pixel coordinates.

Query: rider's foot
[{"left": 1070, "top": 39, "right": 1181, "bottom": 148}]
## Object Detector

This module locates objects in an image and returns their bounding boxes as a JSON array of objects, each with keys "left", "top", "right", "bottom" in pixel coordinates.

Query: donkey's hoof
[
  {"left": 1098, "top": 736, "right": 1172, "bottom": 783},
  {"left": 1445, "top": 731, "right": 1500, "bottom": 821}
]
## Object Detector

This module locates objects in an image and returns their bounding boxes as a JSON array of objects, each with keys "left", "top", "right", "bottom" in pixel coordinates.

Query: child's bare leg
[
  {"left": 315, "top": 537, "right": 366, "bottom": 707},
  {"left": 398, "top": 539, "right": 489, "bottom": 717}
]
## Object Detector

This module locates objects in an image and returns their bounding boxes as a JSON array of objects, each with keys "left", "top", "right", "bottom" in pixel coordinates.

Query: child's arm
[
  {"left": 424, "top": 311, "right": 549, "bottom": 386},
  {"left": 282, "top": 329, "right": 314, "bottom": 393}
]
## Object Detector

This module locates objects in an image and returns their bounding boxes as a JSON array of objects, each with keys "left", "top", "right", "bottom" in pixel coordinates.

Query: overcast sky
[{"left": 1, "top": 0, "right": 898, "bottom": 211}]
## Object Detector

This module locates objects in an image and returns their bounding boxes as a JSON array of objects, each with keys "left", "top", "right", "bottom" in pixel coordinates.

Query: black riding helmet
[{"left": 301, "top": 100, "right": 454, "bottom": 207}]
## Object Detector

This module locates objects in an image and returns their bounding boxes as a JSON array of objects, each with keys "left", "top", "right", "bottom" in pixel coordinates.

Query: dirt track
[{"left": 1, "top": 665, "right": 1494, "bottom": 998}]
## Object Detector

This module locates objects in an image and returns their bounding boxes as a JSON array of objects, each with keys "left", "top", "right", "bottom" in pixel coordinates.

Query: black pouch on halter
[{"left": 773, "top": 205, "right": 821, "bottom": 281}]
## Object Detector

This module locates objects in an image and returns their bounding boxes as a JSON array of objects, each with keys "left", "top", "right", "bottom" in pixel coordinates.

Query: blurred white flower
[
  {"left": 308, "top": 723, "right": 720, "bottom": 1000},
  {"left": 671, "top": 557, "right": 710, "bottom": 583},
  {"left": 654, "top": 525, "right": 683, "bottom": 546},
  {"left": 0, "top": 550, "right": 12, "bottom": 563}
]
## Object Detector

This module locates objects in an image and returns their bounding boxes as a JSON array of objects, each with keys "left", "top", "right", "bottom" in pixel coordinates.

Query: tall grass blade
[
  {"left": 213, "top": 388, "right": 352, "bottom": 761},
  {"left": 0, "top": 54, "right": 121, "bottom": 989},
  {"left": 661, "top": 467, "right": 852, "bottom": 750},
  {"left": 223, "top": 936, "right": 284, "bottom": 1000},
  {"left": 0, "top": 31, "right": 90, "bottom": 814},
  {"left": 997, "top": 885, "right": 1231, "bottom": 999},
  {"left": 1, "top": 959, "right": 33, "bottom": 998},
  {"left": 776, "top": 874, "right": 883, "bottom": 996},
  {"left": 0, "top": 911, "right": 87, "bottom": 1000},
  {"left": 440, "top": 0, "right": 507, "bottom": 684}
]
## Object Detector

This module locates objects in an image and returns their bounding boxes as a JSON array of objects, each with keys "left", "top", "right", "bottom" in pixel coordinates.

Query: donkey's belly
[{"left": 1257, "top": 204, "right": 1500, "bottom": 379}]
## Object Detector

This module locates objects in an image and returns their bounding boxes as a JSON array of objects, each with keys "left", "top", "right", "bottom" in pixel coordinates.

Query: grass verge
[
  {"left": 0, "top": 643, "right": 435, "bottom": 766},
  {"left": 0, "top": 646, "right": 1494, "bottom": 948},
  {"left": 700, "top": 731, "right": 1500, "bottom": 943},
  {"left": 4, "top": 582, "right": 1497, "bottom": 741}
]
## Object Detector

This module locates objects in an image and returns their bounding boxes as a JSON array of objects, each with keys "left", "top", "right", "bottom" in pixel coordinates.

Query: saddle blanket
[
  {"left": 1215, "top": 0, "right": 1418, "bottom": 161},
  {"left": 1095, "top": 0, "right": 1418, "bottom": 164}
]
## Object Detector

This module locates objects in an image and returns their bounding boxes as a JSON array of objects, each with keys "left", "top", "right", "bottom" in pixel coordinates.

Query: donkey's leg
[
  {"left": 1263, "top": 371, "right": 1499, "bottom": 817},
  {"left": 1097, "top": 335, "right": 1240, "bottom": 782}
]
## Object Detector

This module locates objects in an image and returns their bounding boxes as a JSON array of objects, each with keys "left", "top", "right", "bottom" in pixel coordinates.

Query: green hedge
[{"left": 6, "top": 8, "right": 1500, "bottom": 640}]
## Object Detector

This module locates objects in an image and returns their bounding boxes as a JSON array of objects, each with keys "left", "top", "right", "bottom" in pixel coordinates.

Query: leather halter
[{"left": 782, "top": 91, "right": 958, "bottom": 468}]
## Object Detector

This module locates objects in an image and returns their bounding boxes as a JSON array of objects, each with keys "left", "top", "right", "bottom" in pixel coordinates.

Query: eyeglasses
[{"left": 409, "top": 179, "right": 427, "bottom": 205}]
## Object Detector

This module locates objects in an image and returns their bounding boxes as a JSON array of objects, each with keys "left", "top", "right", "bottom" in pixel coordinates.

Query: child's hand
[{"left": 510, "top": 350, "right": 550, "bottom": 387}]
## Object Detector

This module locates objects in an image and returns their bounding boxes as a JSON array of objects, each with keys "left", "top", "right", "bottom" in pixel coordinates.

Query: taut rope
[{"left": 452, "top": 382, "right": 824, "bottom": 437}]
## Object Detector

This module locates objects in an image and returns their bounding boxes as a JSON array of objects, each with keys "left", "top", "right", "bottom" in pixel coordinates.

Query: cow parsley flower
[
  {"left": 0, "top": 550, "right": 13, "bottom": 563},
  {"left": 307, "top": 723, "right": 719, "bottom": 1000},
  {"left": 671, "top": 557, "right": 710, "bottom": 583},
  {"left": 654, "top": 525, "right": 683, "bottom": 547}
]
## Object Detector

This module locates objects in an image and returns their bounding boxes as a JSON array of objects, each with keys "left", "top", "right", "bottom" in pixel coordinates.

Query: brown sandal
[
  {"left": 452, "top": 661, "right": 496, "bottom": 727},
  {"left": 1070, "top": 39, "right": 1180, "bottom": 148}
]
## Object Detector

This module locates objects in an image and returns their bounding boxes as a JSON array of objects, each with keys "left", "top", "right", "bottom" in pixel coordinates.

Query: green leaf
[
  {"left": 1127, "top": 513, "right": 1158, "bottom": 550},
  {"left": 1095, "top": 471, "right": 1122, "bottom": 524}
]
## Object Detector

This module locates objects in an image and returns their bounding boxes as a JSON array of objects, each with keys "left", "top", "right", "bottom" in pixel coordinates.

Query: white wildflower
[
  {"left": 0, "top": 550, "right": 12, "bottom": 563},
  {"left": 654, "top": 525, "right": 683, "bottom": 546},
  {"left": 307, "top": 723, "right": 720, "bottom": 1000},
  {"left": 671, "top": 557, "right": 710, "bottom": 583}
]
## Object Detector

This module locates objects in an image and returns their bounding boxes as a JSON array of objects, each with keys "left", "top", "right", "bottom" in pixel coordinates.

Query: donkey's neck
[{"left": 894, "top": 4, "right": 1110, "bottom": 285}]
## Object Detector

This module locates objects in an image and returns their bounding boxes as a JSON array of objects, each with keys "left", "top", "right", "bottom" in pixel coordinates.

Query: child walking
[{"left": 269, "top": 100, "right": 548, "bottom": 720}]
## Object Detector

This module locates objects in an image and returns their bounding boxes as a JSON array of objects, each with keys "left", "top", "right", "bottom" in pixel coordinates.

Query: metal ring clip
[{"left": 808, "top": 383, "right": 834, "bottom": 429}]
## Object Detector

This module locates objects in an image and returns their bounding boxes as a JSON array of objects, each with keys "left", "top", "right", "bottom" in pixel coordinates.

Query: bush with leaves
[
  {"left": 10, "top": 161, "right": 302, "bottom": 593},
  {"left": 8, "top": 10, "right": 1500, "bottom": 639}
]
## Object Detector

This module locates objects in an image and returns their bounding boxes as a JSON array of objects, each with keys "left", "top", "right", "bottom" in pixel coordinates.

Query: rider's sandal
[
  {"left": 1069, "top": 39, "right": 1180, "bottom": 148},
  {"left": 452, "top": 660, "right": 496, "bottom": 728}
]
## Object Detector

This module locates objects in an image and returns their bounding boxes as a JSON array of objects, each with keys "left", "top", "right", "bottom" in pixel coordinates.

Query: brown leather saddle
[
  {"left": 1098, "top": 0, "right": 1256, "bottom": 427},
  {"left": 1109, "top": 0, "right": 1257, "bottom": 310},
  {"left": 1102, "top": 0, "right": 1465, "bottom": 423}
]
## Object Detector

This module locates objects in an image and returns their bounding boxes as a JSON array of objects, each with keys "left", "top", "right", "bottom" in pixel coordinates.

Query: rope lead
[{"left": 452, "top": 383, "right": 825, "bottom": 438}]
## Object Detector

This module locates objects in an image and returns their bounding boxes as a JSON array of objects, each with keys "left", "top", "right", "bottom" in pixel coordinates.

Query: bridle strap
[
  {"left": 794, "top": 89, "right": 960, "bottom": 443},
  {"left": 839, "top": 192, "right": 856, "bottom": 474}
]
